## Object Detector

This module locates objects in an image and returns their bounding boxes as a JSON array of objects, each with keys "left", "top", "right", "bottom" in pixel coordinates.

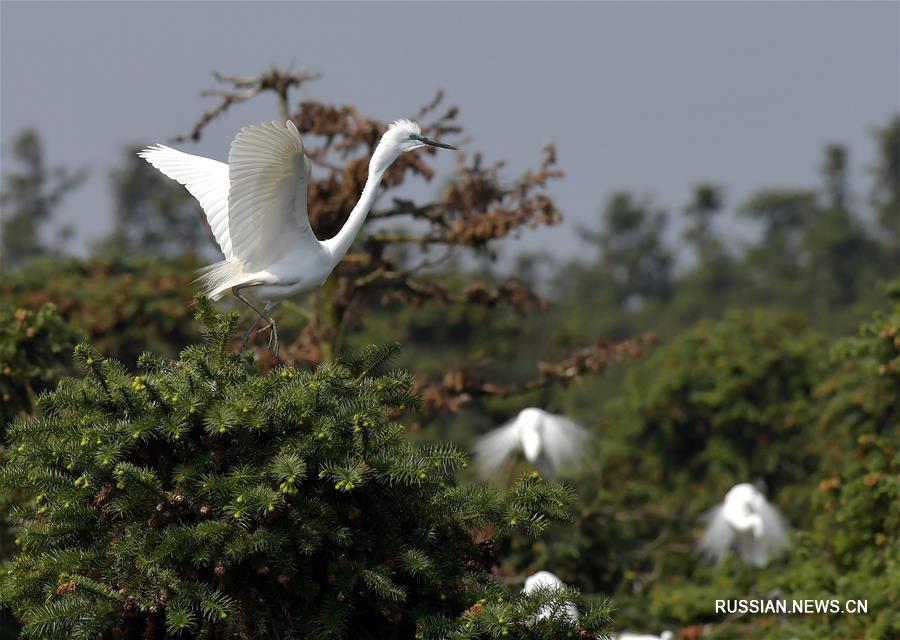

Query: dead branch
[
  {"left": 415, "top": 333, "right": 655, "bottom": 414},
  {"left": 171, "top": 67, "right": 321, "bottom": 143}
]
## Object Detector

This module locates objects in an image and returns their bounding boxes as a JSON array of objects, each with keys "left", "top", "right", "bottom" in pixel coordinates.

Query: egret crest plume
[
  {"left": 139, "top": 118, "right": 455, "bottom": 353},
  {"left": 698, "top": 482, "right": 790, "bottom": 567}
]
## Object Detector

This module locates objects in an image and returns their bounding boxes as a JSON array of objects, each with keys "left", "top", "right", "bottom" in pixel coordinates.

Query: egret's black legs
[
  {"left": 232, "top": 287, "right": 279, "bottom": 355},
  {"left": 240, "top": 315, "right": 263, "bottom": 351}
]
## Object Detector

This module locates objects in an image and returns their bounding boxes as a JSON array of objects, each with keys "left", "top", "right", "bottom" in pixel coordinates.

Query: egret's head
[
  {"left": 370, "top": 119, "right": 456, "bottom": 173},
  {"left": 723, "top": 484, "right": 766, "bottom": 537}
]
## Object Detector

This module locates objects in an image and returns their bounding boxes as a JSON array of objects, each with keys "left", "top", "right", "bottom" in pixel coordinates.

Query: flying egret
[
  {"left": 473, "top": 408, "right": 590, "bottom": 479},
  {"left": 522, "top": 570, "right": 579, "bottom": 624},
  {"left": 615, "top": 631, "right": 674, "bottom": 640},
  {"left": 698, "top": 482, "right": 790, "bottom": 568},
  {"left": 139, "top": 119, "right": 455, "bottom": 353}
]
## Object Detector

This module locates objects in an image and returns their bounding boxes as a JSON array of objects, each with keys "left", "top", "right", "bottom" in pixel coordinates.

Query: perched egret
[
  {"left": 522, "top": 571, "right": 579, "bottom": 624},
  {"left": 473, "top": 408, "right": 590, "bottom": 479},
  {"left": 139, "top": 119, "right": 455, "bottom": 353},
  {"left": 698, "top": 482, "right": 790, "bottom": 568},
  {"left": 615, "top": 631, "right": 674, "bottom": 640}
]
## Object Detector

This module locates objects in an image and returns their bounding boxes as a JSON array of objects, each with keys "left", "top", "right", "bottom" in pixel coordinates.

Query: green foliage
[
  {"left": 501, "top": 310, "right": 828, "bottom": 634},
  {"left": 775, "top": 286, "right": 900, "bottom": 639},
  {"left": 0, "top": 299, "right": 612, "bottom": 640},
  {"left": 646, "top": 284, "right": 900, "bottom": 639},
  {"left": 0, "top": 300, "right": 83, "bottom": 578},
  {"left": 523, "top": 294, "right": 900, "bottom": 639},
  {"left": 0, "top": 256, "right": 201, "bottom": 366},
  {"left": 0, "top": 304, "right": 82, "bottom": 639},
  {"left": 781, "top": 433, "right": 900, "bottom": 640},
  {"left": 610, "top": 309, "right": 825, "bottom": 495},
  {"left": 0, "top": 304, "right": 83, "bottom": 432}
]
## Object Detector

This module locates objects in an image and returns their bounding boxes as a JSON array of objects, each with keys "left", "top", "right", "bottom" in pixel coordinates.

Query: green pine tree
[
  {"left": 0, "top": 304, "right": 84, "bottom": 433},
  {"left": 0, "top": 298, "right": 612, "bottom": 640}
]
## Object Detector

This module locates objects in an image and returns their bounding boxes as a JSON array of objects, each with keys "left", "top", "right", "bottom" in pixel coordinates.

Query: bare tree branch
[
  {"left": 414, "top": 334, "right": 655, "bottom": 414},
  {"left": 171, "top": 67, "right": 321, "bottom": 143}
]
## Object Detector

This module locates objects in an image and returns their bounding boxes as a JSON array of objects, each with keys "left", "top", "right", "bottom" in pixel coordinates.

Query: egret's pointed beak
[{"left": 421, "top": 137, "right": 457, "bottom": 150}]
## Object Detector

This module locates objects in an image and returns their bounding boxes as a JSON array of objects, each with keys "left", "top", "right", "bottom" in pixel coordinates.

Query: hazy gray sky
[{"left": 1, "top": 1, "right": 898, "bottom": 261}]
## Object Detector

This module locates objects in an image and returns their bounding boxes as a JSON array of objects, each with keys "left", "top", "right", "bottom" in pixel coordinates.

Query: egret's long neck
[{"left": 322, "top": 165, "right": 386, "bottom": 264}]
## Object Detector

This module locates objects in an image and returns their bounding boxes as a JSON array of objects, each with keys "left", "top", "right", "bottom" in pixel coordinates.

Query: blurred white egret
[
  {"left": 698, "top": 482, "right": 790, "bottom": 568},
  {"left": 139, "top": 119, "right": 455, "bottom": 353},
  {"left": 522, "top": 570, "right": 579, "bottom": 624},
  {"left": 615, "top": 631, "right": 674, "bottom": 640},
  {"left": 474, "top": 408, "right": 590, "bottom": 478}
]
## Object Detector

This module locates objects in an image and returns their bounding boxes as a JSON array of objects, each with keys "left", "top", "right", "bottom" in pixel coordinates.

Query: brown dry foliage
[
  {"left": 178, "top": 67, "right": 646, "bottom": 408},
  {"left": 415, "top": 333, "right": 655, "bottom": 415}
]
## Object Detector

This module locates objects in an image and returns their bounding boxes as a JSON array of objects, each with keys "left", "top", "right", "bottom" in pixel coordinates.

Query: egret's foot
[
  {"left": 256, "top": 321, "right": 272, "bottom": 342},
  {"left": 267, "top": 322, "right": 280, "bottom": 356}
]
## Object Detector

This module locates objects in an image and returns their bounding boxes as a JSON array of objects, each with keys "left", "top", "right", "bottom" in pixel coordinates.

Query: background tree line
[{"left": 5, "top": 110, "right": 898, "bottom": 343}]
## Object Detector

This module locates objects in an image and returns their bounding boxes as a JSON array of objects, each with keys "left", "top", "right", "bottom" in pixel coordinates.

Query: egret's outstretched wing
[
  {"left": 758, "top": 498, "right": 790, "bottom": 557},
  {"left": 137, "top": 146, "right": 232, "bottom": 258},
  {"left": 739, "top": 535, "right": 770, "bottom": 568},
  {"left": 539, "top": 413, "right": 591, "bottom": 474},
  {"left": 698, "top": 505, "right": 733, "bottom": 563},
  {"left": 227, "top": 120, "right": 316, "bottom": 271},
  {"left": 473, "top": 418, "right": 522, "bottom": 479}
]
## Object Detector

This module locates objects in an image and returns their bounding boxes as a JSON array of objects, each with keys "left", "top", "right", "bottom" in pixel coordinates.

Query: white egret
[
  {"left": 615, "top": 631, "right": 674, "bottom": 640},
  {"left": 139, "top": 119, "right": 455, "bottom": 353},
  {"left": 473, "top": 408, "right": 590, "bottom": 479},
  {"left": 698, "top": 482, "right": 790, "bottom": 568},
  {"left": 522, "top": 570, "right": 579, "bottom": 624}
]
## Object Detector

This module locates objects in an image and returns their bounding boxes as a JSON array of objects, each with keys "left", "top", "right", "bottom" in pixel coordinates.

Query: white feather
[
  {"left": 136, "top": 145, "right": 232, "bottom": 257},
  {"left": 226, "top": 120, "right": 317, "bottom": 272},
  {"left": 522, "top": 571, "right": 579, "bottom": 624},
  {"left": 196, "top": 120, "right": 324, "bottom": 299},
  {"left": 698, "top": 483, "right": 790, "bottom": 567},
  {"left": 473, "top": 408, "right": 591, "bottom": 479},
  {"left": 473, "top": 417, "right": 523, "bottom": 475},
  {"left": 139, "top": 117, "right": 454, "bottom": 350},
  {"left": 140, "top": 121, "right": 319, "bottom": 300},
  {"left": 697, "top": 504, "right": 734, "bottom": 564},
  {"left": 748, "top": 492, "right": 790, "bottom": 566},
  {"left": 537, "top": 411, "right": 590, "bottom": 474}
]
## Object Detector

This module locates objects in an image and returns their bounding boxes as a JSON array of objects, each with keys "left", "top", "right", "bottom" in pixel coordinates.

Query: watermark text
[{"left": 715, "top": 599, "right": 867, "bottom": 615}]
